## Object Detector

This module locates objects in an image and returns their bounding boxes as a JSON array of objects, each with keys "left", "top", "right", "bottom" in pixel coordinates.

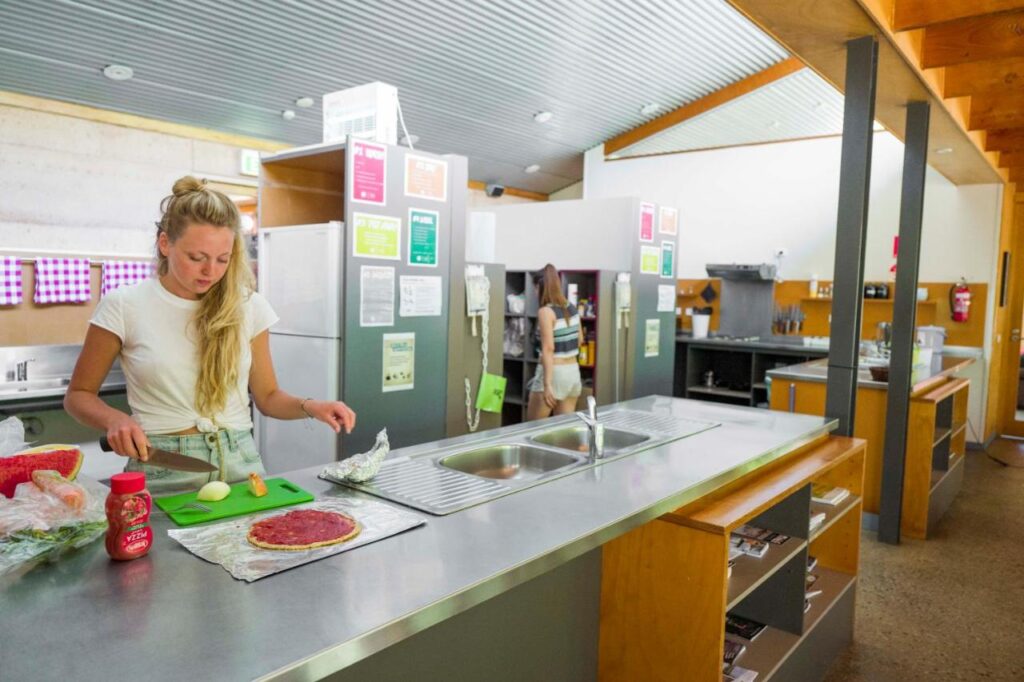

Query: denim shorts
[
  {"left": 527, "top": 363, "right": 583, "bottom": 400},
  {"left": 125, "top": 429, "right": 266, "bottom": 495}
]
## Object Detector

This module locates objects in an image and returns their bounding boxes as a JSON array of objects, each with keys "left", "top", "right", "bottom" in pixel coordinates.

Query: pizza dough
[{"left": 247, "top": 509, "right": 361, "bottom": 551}]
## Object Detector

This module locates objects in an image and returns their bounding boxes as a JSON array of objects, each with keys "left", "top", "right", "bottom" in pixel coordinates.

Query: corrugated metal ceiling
[{"left": 0, "top": 0, "right": 796, "bottom": 193}]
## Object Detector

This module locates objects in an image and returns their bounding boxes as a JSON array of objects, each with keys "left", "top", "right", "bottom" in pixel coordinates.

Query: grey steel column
[
  {"left": 878, "top": 101, "right": 931, "bottom": 544},
  {"left": 825, "top": 36, "right": 879, "bottom": 437}
]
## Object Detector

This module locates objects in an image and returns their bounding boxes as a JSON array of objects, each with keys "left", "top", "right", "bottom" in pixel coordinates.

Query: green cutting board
[{"left": 154, "top": 478, "right": 314, "bottom": 527}]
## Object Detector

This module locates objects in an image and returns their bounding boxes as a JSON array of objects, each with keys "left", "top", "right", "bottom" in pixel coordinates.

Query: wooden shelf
[
  {"left": 687, "top": 385, "right": 751, "bottom": 400},
  {"left": 503, "top": 354, "right": 524, "bottom": 361},
  {"left": 728, "top": 568, "right": 856, "bottom": 679},
  {"left": 933, "top": 426, "right": 952, "bottom": 446},
  {"left": 727, "top": 539, "right": 808, "bottom": 611},
  {"left": 752, "top": 382, "right": 768, "bottom": 391},
  {"left": 801, "top": 297, "right": 937, "bottom": 307},
  {"left": 809, "top": 494, "right": 860, "bottom": 543},
  {"left": 931, "top": 452, "right": 964, "bottom": 491},
  {"left": 503, "top": 395, "right": 524, "bottom": 406}
]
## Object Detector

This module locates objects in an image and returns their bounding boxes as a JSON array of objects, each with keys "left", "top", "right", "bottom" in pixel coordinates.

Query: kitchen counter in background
[
  {"left": 767, "top": 354, "right": 974, "bottom": 395},
  {"left": 1, "top": 396, "right": 834, "bottom": 681}
]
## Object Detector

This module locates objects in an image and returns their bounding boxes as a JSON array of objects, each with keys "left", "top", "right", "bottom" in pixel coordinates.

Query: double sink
[
  {"left": 334, "top": 408, "right": 719, "bottom": 515},
  {"left": 438, "top": 424, "right": 650, "bottom": 483}
]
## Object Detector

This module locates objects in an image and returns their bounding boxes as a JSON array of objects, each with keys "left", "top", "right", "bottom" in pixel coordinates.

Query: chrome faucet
[
  {"left": 15, "top": 359, "right": 34, "bottom": 382},
  {"left": 576, "top": 395, "right": 605, "bottom": 460}
]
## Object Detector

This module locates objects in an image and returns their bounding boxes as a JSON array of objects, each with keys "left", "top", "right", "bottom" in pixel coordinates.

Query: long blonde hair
[{"left": 156, "top": 176, "right": 253, "bottom": 418}]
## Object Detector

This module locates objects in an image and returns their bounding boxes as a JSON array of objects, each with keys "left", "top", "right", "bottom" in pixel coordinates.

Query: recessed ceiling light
[
  {"left": 282, "top": 110, "right": 296, "bottom": 121},
  {"left": 102, "top": 64, "right": 134, "bottom": 81},
  {"left": 524, "top": 164, "right": 540, "bottom": 174},
  {"left": 295, "top": 96, "right": 314, "bottom": 108},
  {"left": 935, "top": 147, "right": 954, "bottom": 155},
  {"left": 639, "top": 103, "right": 661, "bottom": 116},
  {"left": 400, "top": 134, "right": 419, "bottom": 146},
  {"left": 533, "top": 111, "right": 554, "bottom": 124}
]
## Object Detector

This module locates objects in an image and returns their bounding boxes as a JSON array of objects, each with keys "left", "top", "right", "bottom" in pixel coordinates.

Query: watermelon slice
[{"left": 0, "top": 444, "right": 84, "bottom": 498}]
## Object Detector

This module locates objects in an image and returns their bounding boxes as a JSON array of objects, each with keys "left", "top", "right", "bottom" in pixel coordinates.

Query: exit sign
[{"left": 240, "top": 149, "right": 260, "bottom": 177}]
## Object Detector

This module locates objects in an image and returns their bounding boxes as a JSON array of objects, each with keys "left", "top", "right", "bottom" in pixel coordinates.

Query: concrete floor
[{"left": 824, "top": 448, "right": 1024, "bottom": 681}]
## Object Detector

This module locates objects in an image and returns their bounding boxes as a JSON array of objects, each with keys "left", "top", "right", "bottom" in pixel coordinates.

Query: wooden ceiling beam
[
  {"left": 944, "top": 56, "right": 1024, "bottom": 97},
  {"left": 922, "top": 10, "right": 1024, "bottom": 68},
  {"left": 1009, "top": 167, "right": 1024, "bottom": 182},
  {"left": 894, "top": 1, "right": 1024, "bottom": 31},
  {"left": 969, "top": 92, "right": 1024, "bottom": 130},
  {"left": 999, "top": 150, "right": 1024, "bottom": 166},
  {"left": 986, "top": 128, "right": 1024, "bottom": 151},
  {"left": 603, "top": 57, "right": 804, "bottom": 156}
]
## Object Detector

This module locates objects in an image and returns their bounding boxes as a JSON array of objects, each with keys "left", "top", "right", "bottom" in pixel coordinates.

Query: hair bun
[{"left": 172, "top": 175, "right": 207, "bottom": 198}]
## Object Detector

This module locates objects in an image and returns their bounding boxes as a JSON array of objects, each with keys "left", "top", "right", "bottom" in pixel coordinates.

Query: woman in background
[
  {"left": 65, "top": 176, "right": 356, "bottom": 493},
  {"left": 526, "top": 264, "right": 582, "bottom": 420}
]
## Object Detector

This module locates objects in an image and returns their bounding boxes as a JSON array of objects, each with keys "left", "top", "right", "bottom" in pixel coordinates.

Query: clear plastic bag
[
  {"left": 0, "top": 416, "right": 30, "bottom": 457},
  {"left": 168, "top": 496, "right": 425, "bottom": 582},
  {"left": 0, "top": 476, "right": 108, "bottom": 580}
]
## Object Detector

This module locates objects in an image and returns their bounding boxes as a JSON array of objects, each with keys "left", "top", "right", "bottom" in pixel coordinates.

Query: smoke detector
[
  {"left": 295, "top": 96, "right": 314, "bottom": 108},
  {"left": 282, "top": 110, "right": 296, "bottom": 121},
  {"left": 102, "top": 64, "right": 134, "bottom": 81},
  {"left": 400, "top": 134, "right": 419, "bottom": 146},
  {"left": 639, "top": 103, "right": 661, "bottom": 116},
  {"left": 524, "top": 164, "right": 540, "bottom": 174},
  {"left": 533, "top": 111, "right": 553, "bottom": 124}
]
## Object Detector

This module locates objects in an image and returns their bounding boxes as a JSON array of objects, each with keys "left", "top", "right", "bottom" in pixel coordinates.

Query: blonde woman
[
  {"left": 526, "top": 264, "right": 583, "bottom": 420},
  {"left": 65, "top": 176, "right": 356, "bottom": 493}
]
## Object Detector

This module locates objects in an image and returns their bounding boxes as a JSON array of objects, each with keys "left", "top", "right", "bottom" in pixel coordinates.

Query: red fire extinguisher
[{"left": 949, "top": 278, "right": 971, "bottom": 323}]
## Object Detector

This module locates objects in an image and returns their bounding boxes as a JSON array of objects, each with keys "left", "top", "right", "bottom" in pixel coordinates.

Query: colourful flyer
[
  {"left": 351, "top": 140, "right": 387, "bottom": 205},
  {"left": 639, "top": 202, "right": 655, "bottom": 242},
  {"left": 659, "top": 206, "right": 678, "bottom": 235},
  {"left": 660, "top": 241, "right": 675, "bottom": 279},
  {"left": 405, "top": 154, "right": 448, "bottom": 202},
  {"left": 382, "top": 332, "right": 415, "bottom": 393},
  {"left": 408, "top": 208, "right": 439, "bottom": 267},
  {"left": 353, "top": 212, "right": 401, "bottom": 260},
  {"left": 640, "top": 245, "right": 660, "bottom": 274},
  {"left": 644, "top": 319, "right": 660, "bottom": 358}
]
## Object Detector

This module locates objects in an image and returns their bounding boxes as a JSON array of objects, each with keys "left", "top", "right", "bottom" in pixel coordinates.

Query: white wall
[
  {"left": 584, "top": 133, "right": 1001, "bottom": 283},
  {"left": 0, "top": 105, "right": 256, "bottom": 256},
  {"left": 473, "top": 197, "right": 637, "bottom": 272}
]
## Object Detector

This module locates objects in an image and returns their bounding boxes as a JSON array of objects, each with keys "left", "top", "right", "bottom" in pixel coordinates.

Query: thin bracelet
[{"left": 299, "top": 397, "right": 314, "bottom": 419}]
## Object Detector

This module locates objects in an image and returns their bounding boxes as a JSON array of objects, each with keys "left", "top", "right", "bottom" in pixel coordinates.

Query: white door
[
  {"left": 258, "top": 223, "right": 343, "bottom": 338},
  {"left": 256, "top": 334, "right": 341, "bottom": 474}
]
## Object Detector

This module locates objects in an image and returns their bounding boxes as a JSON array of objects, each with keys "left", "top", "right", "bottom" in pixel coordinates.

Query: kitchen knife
[{"left": 99, "top": 436, "right": 218, "bottom": 473}]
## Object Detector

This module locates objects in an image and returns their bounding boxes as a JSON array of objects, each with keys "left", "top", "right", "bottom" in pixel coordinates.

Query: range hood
[{"left": 705, "top": 263, "right": 777, "bottom": 281}]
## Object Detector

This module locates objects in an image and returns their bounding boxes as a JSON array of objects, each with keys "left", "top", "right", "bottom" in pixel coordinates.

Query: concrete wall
[{"left": 0, "top": 105, "right": 256, "bottom": 257}]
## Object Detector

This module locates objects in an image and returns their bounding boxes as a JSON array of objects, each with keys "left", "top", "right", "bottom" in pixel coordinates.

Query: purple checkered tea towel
[
  {"left": 102, "top": 260, "right": 154, "bottom": 295},
  {"left": 34, "top": 257, "right": 92, "bottom": 304},
  {"left": 0, "top": 257, "right": 22, "bottom": 305}
]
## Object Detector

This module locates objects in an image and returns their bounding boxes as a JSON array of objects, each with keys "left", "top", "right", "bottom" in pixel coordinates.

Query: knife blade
[{"left": 99, "top": 437, "right": 218, "bottom": 473}]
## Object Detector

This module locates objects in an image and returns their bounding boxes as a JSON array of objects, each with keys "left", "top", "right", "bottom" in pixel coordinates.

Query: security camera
[{"left": 484, "top": 183, "right": 505, "bottom": 198}]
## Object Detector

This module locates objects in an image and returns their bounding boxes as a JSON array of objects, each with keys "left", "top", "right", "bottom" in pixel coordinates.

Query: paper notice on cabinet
[
  {"left": 353, "top": 212, "right": 401, "bottom": 260},
  {"left": 360, "top": 265, "right": 395, "bottom": 327},
  {"left": 382, "top": 332, "right": 415, "bottom": 392},
  {"left": 657, "top": 285, "right": 675, "bottom": 312},
  {"left": 640, "top": 245, "right": 660, "bottom": 274},
  {"left": 399, "top": 275, "right": 443, "bottom": 317},
  {"left": 660, "top": 240, "right": 675, "bottom": 279},
  {"left": 639, "top": 202, "right": 655, "bottom": 242},
  {"left": 644, "top": 318, "right": 660, "bottom": 358},
  {"left": 659, "top": 206, "right": 678, "bottom": 235},
  {"left": 408, "top": 208, "right": 439, "bottom": 267},
  {"left": 405, "top": 154, "right": 447, "bottom": 202},
  {"left": 351, "top": 140, "right": 387, "bottom": 205}
]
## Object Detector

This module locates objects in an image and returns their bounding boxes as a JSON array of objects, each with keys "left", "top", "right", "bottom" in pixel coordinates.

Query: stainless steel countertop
[
  {"left": 0, "top": 396, "right": 834, "bottom": 681},
  {"left": 766, "top": 354, "right": 972, "bottom": 392}
]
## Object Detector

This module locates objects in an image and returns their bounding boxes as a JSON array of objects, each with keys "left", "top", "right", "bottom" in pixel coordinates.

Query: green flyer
[
  {"left": 661, "top": 240, "right": 675, "bottom": 279},
  {"left": 353, "top": 212, "right": 401, "bottom": 260},
  {"left": 640, "top": 245, "right": 660, "bottom": 274},
  {"left": 408, "top": 208, "right": 439, "bottom": 267}
]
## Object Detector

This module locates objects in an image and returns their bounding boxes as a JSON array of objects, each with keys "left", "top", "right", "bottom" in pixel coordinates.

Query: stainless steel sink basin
[
  {"left": 531, "top": 425, "right": 650, "bottom": 454},
  {"left": 0, "top": 377, "right": 71, "bottom": 393},
  {"left": 438, "top": 444, "right": 582, "bottom": 481}
]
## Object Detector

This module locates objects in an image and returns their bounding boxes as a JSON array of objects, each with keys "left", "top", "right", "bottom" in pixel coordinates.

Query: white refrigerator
[{"left": 255, "top": 222, "right": 344, "bottom": 474}]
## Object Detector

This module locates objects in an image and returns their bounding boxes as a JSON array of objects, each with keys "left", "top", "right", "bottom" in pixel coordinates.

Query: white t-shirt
[{"left": 90, "top": 277, "right": 279, "bottom": 434}]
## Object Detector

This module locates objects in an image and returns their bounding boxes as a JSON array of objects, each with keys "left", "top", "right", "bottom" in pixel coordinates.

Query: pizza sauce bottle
[{"left": 105, "top": 472, "right": 154, "bottom": 561}]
